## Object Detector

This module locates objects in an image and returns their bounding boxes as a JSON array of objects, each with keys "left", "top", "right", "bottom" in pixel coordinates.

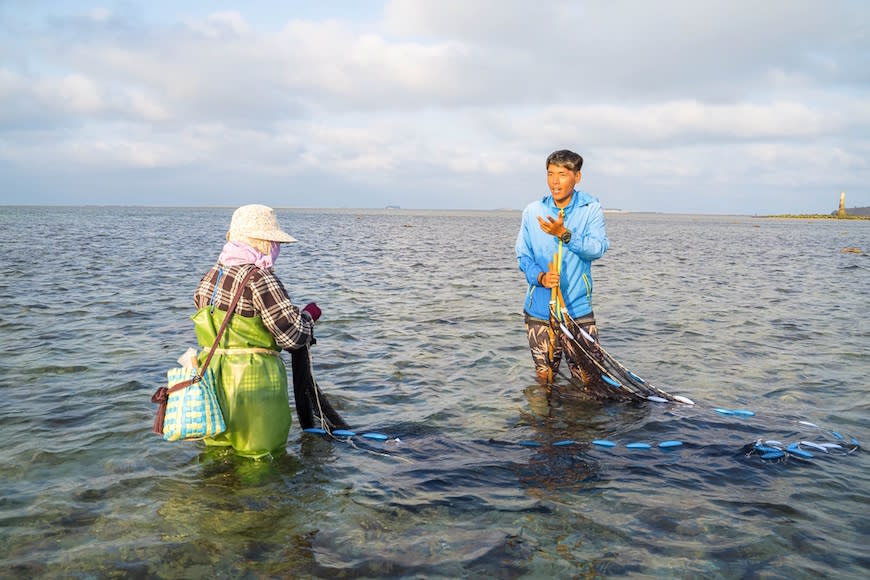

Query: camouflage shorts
[{"left": 524, "top": 313, "right": 599, "bottom": 383}]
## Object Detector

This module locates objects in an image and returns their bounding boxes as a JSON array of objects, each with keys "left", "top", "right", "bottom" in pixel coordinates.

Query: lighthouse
[{"left": 838, "top": 191, "right": 846, "bottom": 218}]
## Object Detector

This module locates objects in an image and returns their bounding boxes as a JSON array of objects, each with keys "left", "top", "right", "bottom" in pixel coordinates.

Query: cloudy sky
[{"left": 1, "top": 1, "right": 868, "bottom": 213}]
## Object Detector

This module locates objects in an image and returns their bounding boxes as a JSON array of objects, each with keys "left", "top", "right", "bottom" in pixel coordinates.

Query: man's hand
[
  {"left": 537, "top": 256, "right": 560, "bottom": 288},
  {"left": 537, "top": 213, "right": 568, "bottom": 238},
  {"left": 538, "top": 270, "right": 559, "bottom": 288}
]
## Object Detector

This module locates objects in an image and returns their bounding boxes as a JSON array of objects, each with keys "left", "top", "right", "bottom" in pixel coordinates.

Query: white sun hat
[{"left": 228, "top": 204, "right": 297, "bottom": 243}]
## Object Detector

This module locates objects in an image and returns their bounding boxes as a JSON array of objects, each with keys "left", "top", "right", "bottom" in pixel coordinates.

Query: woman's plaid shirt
[{"left": 194, "top": 264, "right": 314, "bottom": 351}]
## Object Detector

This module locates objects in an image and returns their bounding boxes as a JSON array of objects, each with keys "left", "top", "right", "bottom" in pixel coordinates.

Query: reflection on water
[{"left": 0, "top": 207, "right": 868, "bottom": 577}]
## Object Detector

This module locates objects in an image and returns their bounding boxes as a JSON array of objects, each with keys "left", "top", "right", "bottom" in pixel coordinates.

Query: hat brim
[
  {"left": 261, "top": 230, "right": 297, "bottom": 243},
  {"left": 230, "top": 228, "right": 297, "bottom": 243}
]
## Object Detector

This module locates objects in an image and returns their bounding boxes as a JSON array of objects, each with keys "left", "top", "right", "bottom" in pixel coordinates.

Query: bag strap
[
  {"left": 152, "top": 266, "right": 258, "bottom": 434},
  {"left": 172, "top": 265, "right": 258, "bottom": 394}
]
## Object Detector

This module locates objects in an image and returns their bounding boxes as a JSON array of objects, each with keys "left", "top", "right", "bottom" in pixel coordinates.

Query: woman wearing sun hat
[{"left": 192, "top": 204, "right": 321, "bottom": 458}]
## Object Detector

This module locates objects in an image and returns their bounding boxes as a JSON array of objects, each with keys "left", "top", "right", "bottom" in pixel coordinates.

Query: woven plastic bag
[{"left": 161, "top": 367, "right": 226, "bottom": 441}]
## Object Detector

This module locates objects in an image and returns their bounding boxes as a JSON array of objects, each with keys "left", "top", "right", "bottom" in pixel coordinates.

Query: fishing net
[
  {"left": 549, "top": 302, "right": 693, "bottom": 405},
  {"left": 290, "top": 343, "right": 349, "bottom": 432}
]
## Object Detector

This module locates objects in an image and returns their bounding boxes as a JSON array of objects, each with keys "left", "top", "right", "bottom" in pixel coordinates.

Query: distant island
[
  {"left": 759, "top": 209, "right": 870, "bottom": 220},
  {"left": 759, "top": 191, "right": 870, "bottom": 220},
  {"left": 833, "top": 206, "right": 870, "bottom": 217},
  {"left": 385, "top": 205, "right": 401, "bottom": 209}
]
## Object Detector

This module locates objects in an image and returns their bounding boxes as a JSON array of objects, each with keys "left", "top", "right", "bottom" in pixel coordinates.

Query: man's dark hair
[{"left": 546, "top": 149, "right": 583, "bottom": 172}]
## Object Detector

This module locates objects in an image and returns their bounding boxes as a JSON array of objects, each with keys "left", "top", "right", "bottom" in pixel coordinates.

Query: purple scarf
[{"left": 218, "top": 240, "right": 280, "bottom": 269}]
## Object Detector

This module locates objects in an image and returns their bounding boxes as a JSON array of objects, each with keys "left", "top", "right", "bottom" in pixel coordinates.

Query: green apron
[{"left": 192, "top": 306, "right": 292, "bottom": 458}]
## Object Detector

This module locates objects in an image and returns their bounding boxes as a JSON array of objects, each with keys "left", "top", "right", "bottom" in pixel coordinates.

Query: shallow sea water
[{"left": 1, "top": 206, "right": 868, "bottom": 578}]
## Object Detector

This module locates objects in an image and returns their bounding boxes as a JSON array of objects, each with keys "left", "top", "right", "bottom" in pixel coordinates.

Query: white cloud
[
  {"left": 88, "top": 8, "right": 111, "bottom": 23},
  {"left": 0, "top": 1, "right": 868, "bottom": 213},
  {"left": 55, "top": 74, "right": 103, "bottom": 112},
  {"left": 185, "top": 10, "right": 251, "bottom": 39}
]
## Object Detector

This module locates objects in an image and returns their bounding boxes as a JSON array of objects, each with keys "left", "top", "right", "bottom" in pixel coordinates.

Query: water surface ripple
[{"left": 1, "top": 207, "right": 868, "bottom": 578}]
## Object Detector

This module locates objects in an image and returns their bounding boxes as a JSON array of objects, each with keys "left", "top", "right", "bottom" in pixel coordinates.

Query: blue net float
[
  {"left": 362, "top": 432, "right": 389, "bottom": 441},
  {"left": 299, "top": 406, "right": 860, "bottom": 469}
]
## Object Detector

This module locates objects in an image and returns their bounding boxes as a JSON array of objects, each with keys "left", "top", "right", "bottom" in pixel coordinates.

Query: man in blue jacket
[{"left": 516, "top": 149, "right": 609, "bottom": 385}]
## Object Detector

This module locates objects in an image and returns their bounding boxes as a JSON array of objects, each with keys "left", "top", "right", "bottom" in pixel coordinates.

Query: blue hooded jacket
[{"left": 516, "top": 189, "right": 609, "bottom": 320}]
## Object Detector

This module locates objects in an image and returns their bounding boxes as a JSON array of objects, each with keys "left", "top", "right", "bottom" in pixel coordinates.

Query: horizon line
[{"left": 3, "top": 203, "right": 859, "bottom": 217}]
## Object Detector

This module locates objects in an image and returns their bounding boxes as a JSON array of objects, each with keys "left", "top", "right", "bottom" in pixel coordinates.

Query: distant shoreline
[
  {"left": 2, "top": 204, "right": 869, "bottom": 219},
  {"left": 756, "top": 214, "right": 870, "bottom": 220}
]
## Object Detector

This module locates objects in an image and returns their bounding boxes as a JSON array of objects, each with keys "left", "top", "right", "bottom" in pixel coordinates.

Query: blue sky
[{"left": 1, "top": 1, "right": 868, "bottom": 213}]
